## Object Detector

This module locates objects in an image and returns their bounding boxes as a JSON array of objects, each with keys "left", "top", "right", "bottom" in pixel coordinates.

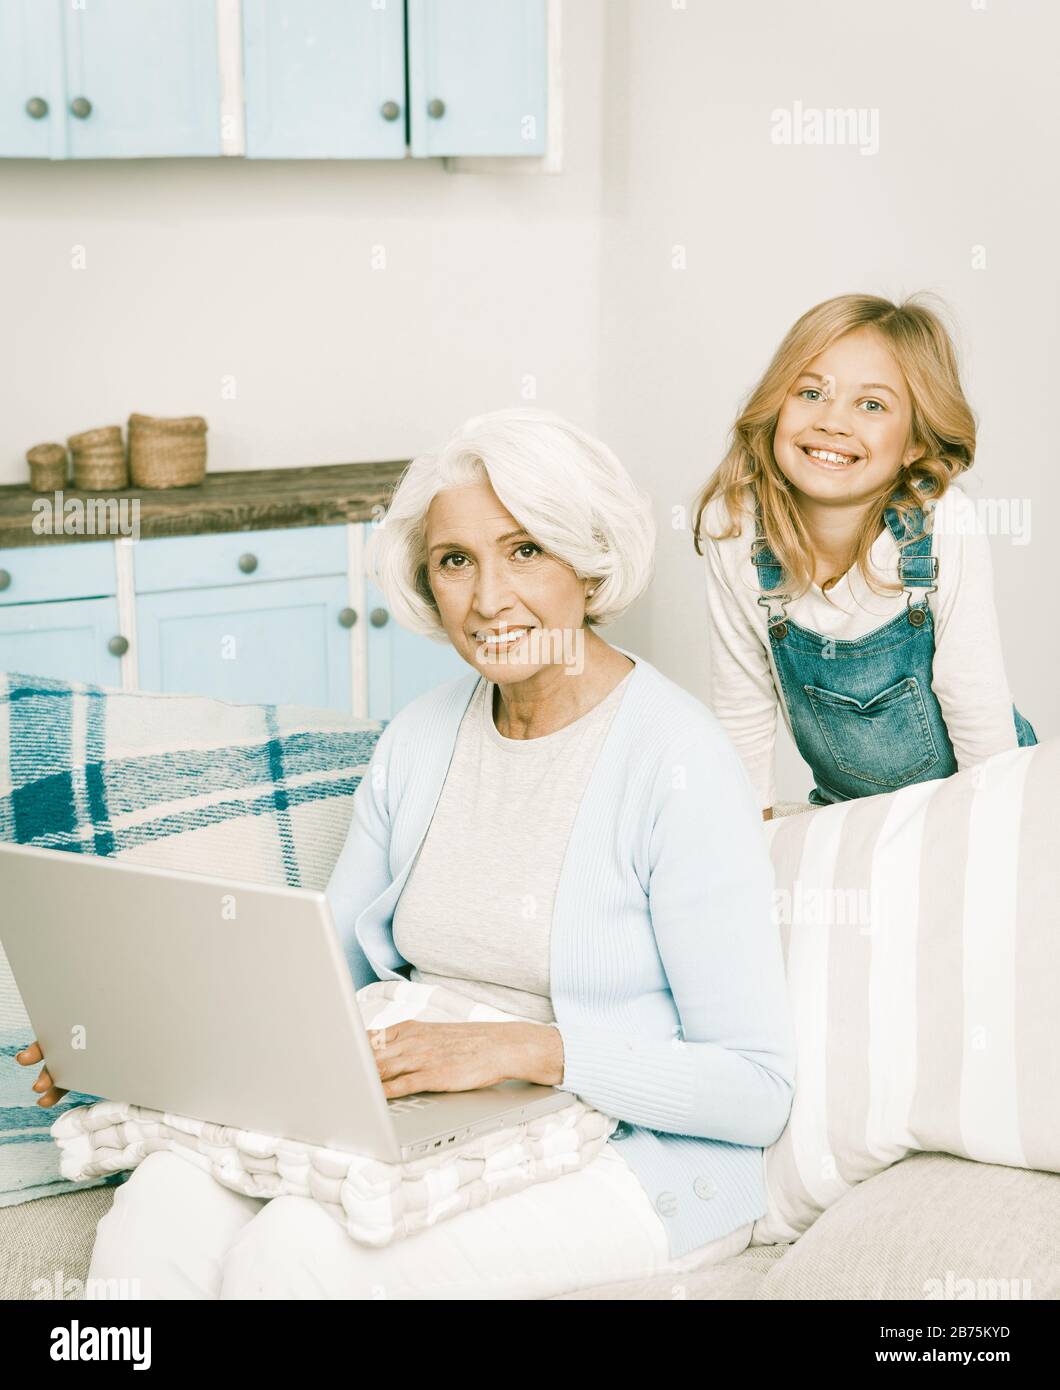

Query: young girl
[{"left": 693, "top": 293, "right": 1036, "bottom": 814}]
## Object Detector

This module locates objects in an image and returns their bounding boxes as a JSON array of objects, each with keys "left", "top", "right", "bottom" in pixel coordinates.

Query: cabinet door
[
  {"left": 365, "top": 576, "right": 468, "bottom": 722},
  {"left": 243, "top": 0, "right": 406, "bottom": 159},
  {"left": 408, "top": 0, "right": 547, "bottom": 157},
  {"left": 62, "top": 0, "right": 222, "bottom": 158},
  {"left": 0, "top": 0, "right": 64, "bottom": 158},
  {"left": 137, "top": 577, "right": 352, "bottom": 710},
  {"left": 0, "top": 541, "right": 117, "bottom": 607},
  {"left": 0, "top": 598, "right": 124, "bottom": 686}
]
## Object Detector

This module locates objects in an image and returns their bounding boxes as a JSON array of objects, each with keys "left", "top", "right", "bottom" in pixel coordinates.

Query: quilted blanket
[{"left": 50, "top": 980, "right": 617, "bottom": 1247}]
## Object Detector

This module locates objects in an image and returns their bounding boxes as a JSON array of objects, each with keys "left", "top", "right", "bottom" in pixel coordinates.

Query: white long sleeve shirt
[{"left": 701, "top": 484, "right": 1019, "bottom": 809}]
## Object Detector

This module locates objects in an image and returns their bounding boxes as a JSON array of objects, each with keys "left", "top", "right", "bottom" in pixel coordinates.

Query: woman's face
[
  {"left": 424, "top": 478, "right": 592, "bottom": 685},
  {"left": 772, "top": 327, "right": 922, "bottom": 507}
]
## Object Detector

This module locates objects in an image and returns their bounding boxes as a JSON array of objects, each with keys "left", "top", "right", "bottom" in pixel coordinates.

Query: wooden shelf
[{"left": 0, "top": 460, "right": 410, "bottom": 548}]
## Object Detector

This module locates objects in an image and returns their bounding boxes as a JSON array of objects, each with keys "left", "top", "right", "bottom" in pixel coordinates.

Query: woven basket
[
  {"left": 26, "top": 442, "right": 69, "bottom": 492},
  {"left": 68, "top": 425, "right": 128, "bottom": 490},
  {"left": 128, "top": 413, "right": 207, "bottom": 489}
]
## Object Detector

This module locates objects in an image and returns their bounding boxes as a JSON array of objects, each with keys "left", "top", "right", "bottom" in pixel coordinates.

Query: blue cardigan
[{"left": 325, "top": 645, "right": 796, "bottom": 1260}]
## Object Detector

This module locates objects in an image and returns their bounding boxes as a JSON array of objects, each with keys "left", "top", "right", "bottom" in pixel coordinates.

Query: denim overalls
[{"left": 753, "top": 496, "right": 1037, "bottom": 805}]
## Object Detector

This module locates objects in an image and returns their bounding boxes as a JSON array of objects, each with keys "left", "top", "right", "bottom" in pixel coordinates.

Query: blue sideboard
[
  {"left": 0, "top": 522, "right": 468, "bottom": 721},
  {"left": 0, "top": 543, "right": 124, "bottom": 686},
  {"left": 0, "top": 0, "right": 550, "bottom": 161}
]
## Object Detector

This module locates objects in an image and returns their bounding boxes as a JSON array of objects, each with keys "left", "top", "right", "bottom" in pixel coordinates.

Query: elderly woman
[{"left": 30, "top": 408, "right": 795, "bottom": 1300}]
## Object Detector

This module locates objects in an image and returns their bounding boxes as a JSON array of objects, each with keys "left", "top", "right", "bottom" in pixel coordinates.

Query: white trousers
[{"left": 87, "top": 1141, "right": 753, "bottom": 1300}]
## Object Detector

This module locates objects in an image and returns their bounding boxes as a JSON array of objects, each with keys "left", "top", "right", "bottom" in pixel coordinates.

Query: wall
[{"left": 0, "top": 1, "right": 605, "bottom": 481}]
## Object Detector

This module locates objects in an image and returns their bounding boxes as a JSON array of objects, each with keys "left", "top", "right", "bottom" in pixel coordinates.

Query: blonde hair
[
  {"left": 365, "top": 407, "right": 656, "bottom": 641},
  {"left": 691, "top": 293, "right": 977, "bottom": 597}
]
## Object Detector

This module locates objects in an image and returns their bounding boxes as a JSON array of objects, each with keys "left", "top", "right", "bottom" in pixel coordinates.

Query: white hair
[{"left": 365, "top": 407, "right": 656, "bottom": 641}]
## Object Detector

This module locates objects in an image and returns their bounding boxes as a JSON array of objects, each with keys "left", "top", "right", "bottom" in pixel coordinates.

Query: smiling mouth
[
  {"left": 799, "top": 445, "right": 861, "bottom": 469},
  {"left": 472, "top": 627, "right": 533, "bottom": 649}
]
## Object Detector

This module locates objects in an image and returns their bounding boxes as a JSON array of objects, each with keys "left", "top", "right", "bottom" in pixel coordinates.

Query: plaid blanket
[
  {"left": 0, "top": 671, "right": 384, "bottom": 1205},
  {"left": 51, "top": 980, "right": 616, "bottom": 1248}
]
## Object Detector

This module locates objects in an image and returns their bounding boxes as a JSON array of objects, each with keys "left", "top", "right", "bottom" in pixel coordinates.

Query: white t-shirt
[
  {"left": 391, "top": 669, "right": 633, "bottom": 1023},
  {"left": 700, "top": 484, "right": 1018, "bottom": 809}
]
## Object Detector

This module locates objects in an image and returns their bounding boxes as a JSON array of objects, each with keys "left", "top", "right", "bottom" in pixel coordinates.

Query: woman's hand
[
  {"left": 14, "top": 1041, "right": 68, "bottom": 1108},
  {"left": 368, "top": 1021, "right": 564, "bottom": 1099}
]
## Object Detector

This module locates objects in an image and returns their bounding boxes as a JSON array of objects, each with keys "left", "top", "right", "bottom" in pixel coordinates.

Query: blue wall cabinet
[
  {"left": 0, "top": 0, "right": 64, "bottom": 158},
  {"left": 407, "top": 0, "right": 548, "bottom": 157},
  {"left": 365, "top": 574, "right": 467, "bottom": 723},
  {"left": 62, "top": 0, "right": 222, "bottom": 158},
  {"left": 1, "top": 0, "right": 548, "bottom": 161},
  {"left": 0, "top": 598, "right": 125, "bottom": 686},
  {"left": 242, "top": 0, "right": 407, "bottom": 159},
  {"left": 136, "top": 576, "right": 351, "bottom": 709}
]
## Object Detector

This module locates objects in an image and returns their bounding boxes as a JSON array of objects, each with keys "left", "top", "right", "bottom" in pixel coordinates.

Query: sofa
[
  {"left": 5, "top": 1146, "right": 1057, "bottom": 1301},
  {"left": 2, "top": 671, "right": 1057, "bottom": 1300}
]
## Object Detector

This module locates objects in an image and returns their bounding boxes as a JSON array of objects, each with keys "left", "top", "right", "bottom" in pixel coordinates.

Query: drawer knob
[
  {"left": 380, "top": 100, "right": 401, "bottom": 122},
  {"left": 237, "top": 553, "right": 258, "bottom": 574},
  {"left": 370, "top": 607, "right": 389, "bottom": 628},
  {"left": 0, "top": 569, "right": 10, "bottom": 591},
  {"left": 25, "top": 96, "right": 49, "bottom": 120},
  {"left": 427, "top": 98, "right": 446, "bottom": 119},
  {"left": 338, "top": 607, "right": 358, "bottom": 629},
  {"left": 107, "top": 635, "right": 129, "bottom": 657},
  {"left": 69, "top": 96, "right": 92, "bottom": 120}
]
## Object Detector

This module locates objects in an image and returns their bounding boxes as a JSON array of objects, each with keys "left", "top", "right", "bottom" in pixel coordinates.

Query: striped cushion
[
  {"left": 755, "top": 738, "right": 1059, "bottom": 1243},
  {"left": 0, "top": 672, "right": 384, "bottom": 1207}
]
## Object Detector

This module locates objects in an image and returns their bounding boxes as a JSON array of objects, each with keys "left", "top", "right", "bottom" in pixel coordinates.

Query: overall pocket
[{"left": 803, "top": 676, "right": 940, "bottom": 789}]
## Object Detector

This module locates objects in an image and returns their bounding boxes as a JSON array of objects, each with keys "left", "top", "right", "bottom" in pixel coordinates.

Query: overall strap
[
  {"left": 751, "top": 498, "right": 792, "bottom": 630},
  {"left": 883, "top": 487, "right": 939, "bottom": 590},
  {"left": 751, "top": 502, "right": 786, "bottom": 593}
]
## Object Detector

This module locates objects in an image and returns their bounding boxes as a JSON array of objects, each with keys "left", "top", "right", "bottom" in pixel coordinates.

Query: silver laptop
[{"left": 0, "top": 842, "right": 574, "bottom": 1161}]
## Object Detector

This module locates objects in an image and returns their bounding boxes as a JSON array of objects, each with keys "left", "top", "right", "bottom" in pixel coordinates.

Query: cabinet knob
[
  {"left": 369, "top": 607, "right": 389, "bottom": 628},
  {"left": 338, "top": 607, "right": 358, "bottom": 629},
  {"left": 427, "top": 98, "right": 446, "bottom": 119},
  {"left": 0, "top": 569, "right": 11, "bottom": 591},
  {"left": 237, "top": 552, "right": 258, "bottom": 574},
  {"left": 380, "top": 100, "right": 401, "bottom": 122},
  {"left": 69, "top": 96, "right": 93, "bottom": 120},
  {"left": 25, "top": 97, "right": 49, "bottom": 120},
  {"left": 107, "top": 635, "right": 129, "bottom": 657}
]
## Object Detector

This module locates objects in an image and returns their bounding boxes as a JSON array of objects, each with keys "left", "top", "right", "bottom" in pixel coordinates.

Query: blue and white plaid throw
[{"left": 0, "top": 671, "right": 385, "bottom": 1206}]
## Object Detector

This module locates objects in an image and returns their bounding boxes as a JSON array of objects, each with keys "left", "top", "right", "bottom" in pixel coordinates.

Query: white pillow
[{"left": 754, "top": 739, "right": 1058, "bottom": 1244}]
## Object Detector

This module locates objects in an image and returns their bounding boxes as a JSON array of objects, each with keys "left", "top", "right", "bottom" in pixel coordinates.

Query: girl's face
[{"left": 772, "top": 327, "right": 923, "bottom": 506}]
